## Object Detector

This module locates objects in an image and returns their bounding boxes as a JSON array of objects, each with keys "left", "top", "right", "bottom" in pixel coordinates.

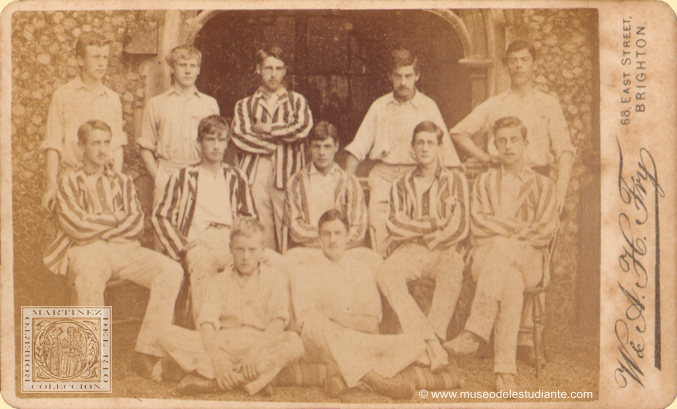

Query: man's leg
[
  {"left": 242, "top": 331, "right": 305, "bottom": 395},
  {"left": 493, "top": 273, "right": 524, "bottom": 376},
  {"left": 251, "top": 156, "right": 277, "bottom": 250},
  {"left": 158, "top": 325, "right": 213, "bottom": 376},
  {"left": 367, "top": 164, "right": 414, "bottom": 256},
  {"left": 427, "top": 247, "right": 465, "bottom": 341},
  {"left": 110, "top": 242, "right": 184, "bottom": 357},
  {"left": 67, "top": 241, "right": 113, "bottom": 306},
  {"left": 377, "top": 243, "right": 437, "bottom": 341}
]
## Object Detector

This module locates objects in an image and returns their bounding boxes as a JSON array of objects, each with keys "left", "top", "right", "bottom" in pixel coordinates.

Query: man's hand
[
  {"left": 252, "top": 122, "right": 272, "bottom": 135},
  {"left": 42, "top": 184, "right": 57, "bottom": 212},
  {"left": 235, "top": 351, "right": 261, "bottom": 382},
  {"left": 212, "top": 356, "right": 244, "bottom": 390}
]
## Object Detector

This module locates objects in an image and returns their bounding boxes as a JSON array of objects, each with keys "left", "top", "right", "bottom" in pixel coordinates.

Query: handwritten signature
[{"left": 614, "top": 139, "right": 664, "bottom": 388}]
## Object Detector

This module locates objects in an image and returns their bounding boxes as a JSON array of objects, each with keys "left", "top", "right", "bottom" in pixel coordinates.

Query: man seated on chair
[
  {"left": 443, "top": 116, "right": 559, "bottom": 391},
  {"left": 376, "top": 121, "right": 469, "bottom": 374},
  {"left": 43, "top": 119, "right": 184, "bottom": 378},
  {"left": 290, "top": 209, "right": 426, "bottom": 400},
  {"left": 158, "top": 217, "right": 304, "bottom": 396},
  {"left": 153, "top": 115, "right": 256, "bottom": 323},
  {"left": 284, "top": 121, "right": 367, "bottom": 250}
]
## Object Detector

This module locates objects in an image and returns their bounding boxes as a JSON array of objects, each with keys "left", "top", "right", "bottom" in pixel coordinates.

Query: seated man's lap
[
  {"left": 472, "top": 237, "right": 542, "bottom": 287},
  {"left": 383, "top": 242, "right": 463, "bottom": 283}
]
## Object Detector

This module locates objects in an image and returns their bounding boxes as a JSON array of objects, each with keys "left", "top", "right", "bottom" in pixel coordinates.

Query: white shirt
[
  {"left": 345, "top": 90, "right": 461, "bottom": 167},
  {"left": 187, "top": 167, "right": 232, "bottom": 241},
  {"left": 306, "top": 163, "right": 342, "bottom": 227}
]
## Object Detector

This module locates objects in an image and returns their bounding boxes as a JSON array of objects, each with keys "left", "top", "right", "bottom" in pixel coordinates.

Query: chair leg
[{"left": 533, "top": 295, "right": 543, "bottom": 378}]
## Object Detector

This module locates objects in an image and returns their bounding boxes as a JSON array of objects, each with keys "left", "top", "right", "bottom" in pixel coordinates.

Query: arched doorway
[{"left": 192, "top": 10, "right": 472, "bottom": 168}]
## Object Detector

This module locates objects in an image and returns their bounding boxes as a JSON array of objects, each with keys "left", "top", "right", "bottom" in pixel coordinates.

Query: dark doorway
[{"left": 194, "top": 9, "right": 471, "bottom": 172}]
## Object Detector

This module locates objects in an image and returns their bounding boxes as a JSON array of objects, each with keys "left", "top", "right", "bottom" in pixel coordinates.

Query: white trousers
[
  {"left": 367, "top": 163, "right": 416, "bottom": 256},
  {"left": 159, "top": 325, "right": 304, "bottom": 395},
  {"left": 465, "top": 237, "right": 543, "bottom": 374},
  {"left": 300, "top": 314, "right": 425, "bottom": 388},
  {"left": 250, "top": 156, "right": 285, "bottom": 251},
  {"left": 377, "top": 243, "right": 465, "bottom": 342},
  {"left": 67, "top": 240, "right": 184, "bottom": 357}
]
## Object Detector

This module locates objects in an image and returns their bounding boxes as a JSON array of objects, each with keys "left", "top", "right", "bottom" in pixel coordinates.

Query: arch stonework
[{"left": 156, "top": 9, "right": 502, "bottom": 109}]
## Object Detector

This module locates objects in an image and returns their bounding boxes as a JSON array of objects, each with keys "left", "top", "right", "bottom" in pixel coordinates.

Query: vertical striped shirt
[
  {"left": 471, "top": 166, "right": 559, "bottom": 248},
  {"left": 386, "top": 165, "right": 469, "bottom": 253},
  {"left": 284, "top": 163, "right": 367, "bottom": 248},
  {"left": 43, "top": 166, "right": 144, "bottom": 275},
  {"left": 152, "top": 163, "right": 256, "bottom": 260},
  {"left": 230, "top": 87, "right": 313, "bottom": 189}
]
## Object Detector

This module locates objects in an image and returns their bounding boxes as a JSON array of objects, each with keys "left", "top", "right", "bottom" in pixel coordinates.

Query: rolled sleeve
[
  {"left": 137, "top": 99, "right": 159, "bottom": 153},
  {"left": 267, "top": 269, "right": 291, "bottom": 327},
  {"left": 197, "top": 278, "right": 224, "bottom": 330},
  {"left": 43, "top": 88, "right": 66, "bottom": 155},
  {"left": 547, "top": 99, "right": 576, "bottom": 161},
  {"left": 345, "top": 104, "right": 377, "bottom": 162},
  {"left": 449, "top": 100, "right": 490, "bottom": 138}
]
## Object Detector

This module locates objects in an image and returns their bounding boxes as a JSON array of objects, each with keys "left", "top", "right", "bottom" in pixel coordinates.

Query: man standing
[
  {"left": 158, "top": 217, "right": 304, "bottom": 396},
  {"left": 284, "top": 121, "right": 367, "bottom": 249},
  {"left": 137, "top": 44, "right": 220, "bottom": 209},
  {"left": 289, "top": 209, "right": 425, "bottom": 399},
  {"left": 377, "top": 121, "right": 468, "bottom": 374},
  {"left": 449, "top": 40, "right": 574, "bottom": 361},
  {"left": 42, "top": 33, "right": 126, "bottom": 211},
  {"left": 231, "top": 46, "right": 313, "bottom": 250},
  {"left": 43, "top": 119, "right": 184, "bottom": 376},
  {"left": 344, "top": 48, "right": 461, "bottom": 254},
  {"left": 153, "top": 116, "right": 256, "bottom": 322},
  {"left": 444, "top": 117, "right": 559, "bottom": 391}
]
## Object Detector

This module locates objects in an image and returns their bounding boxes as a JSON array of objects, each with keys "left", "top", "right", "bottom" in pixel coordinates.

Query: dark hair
[
  {"left": 492, "top": 116, "right": 528, "bottom": 141},
  {"left": 256, "top": 45, "right": 286, "bottom": 66},
  {"left": 411, "top": 121, "right": 444, "bottom": 146},
  {"left": 77, "top": 119, "right": 112, "bottom": 144},
  {"left": 197, "top": 115, "right": 229, "bottom": 143},
  {"left": 390, "top": 48, "right": 420, "bottom": 74},
  {"left": 308, "top": 121, "right": 338, "bottom": 145},
  {"left": 165, "top": 44, "right": 202, "bottom": 68},
  {"left": 505, "top": 40, "right": 537, "bottom": 61},
  {"left": 318, "top": 209, "right": 349, "bottom": 231},
  {"left": 75, "top": 33, "right": 111, "bottom": 60}
]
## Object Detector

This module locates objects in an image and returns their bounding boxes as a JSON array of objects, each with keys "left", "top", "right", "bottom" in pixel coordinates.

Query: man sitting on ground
[
  {"left": 43, "top": 119, "right": 184, "bottom": 377},
  {"left": 289, "top": 209, "right": 426, "bottom": 400},
  {"left": 444, "top": 116, "right": 559, "bottom": 391},
  {"left": 377, "top": 121, "right": 469, "bottom": 374},
  {"left": 158, "top": 217, "right": 304, "bottom": 396}
]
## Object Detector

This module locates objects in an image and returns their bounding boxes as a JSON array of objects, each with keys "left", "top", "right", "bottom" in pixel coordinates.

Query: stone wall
[
  {"left": 11, "top": 10, "right": 152, "bottom": 307},
  {"left": 511, "top": 9, "right": 599, "bottom": 340}
]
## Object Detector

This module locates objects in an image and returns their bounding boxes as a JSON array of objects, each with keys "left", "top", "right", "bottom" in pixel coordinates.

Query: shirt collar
[
  {"left": 254, "top": 86, "right": 289, "bottom": 101},
  {"left": 167, "top": 85, "right": 201, "bottom": 98},
  {"left": 73, "top": 76, "right": 108, "bottom": 97},
  {"left": 500, "top": 163, "right": 532, "bottom": 181},
  {"left": 78, "top": 163, "right": 116, "bottom": 178},
  {"left": 410, "top": 162, "right": 443, "bottom": 180},
  {"left": 387, "top": 88, "right": 421, "bottom": 109},
  {"left": 308, "top": 162, "right": 338, "bottom": 177}
]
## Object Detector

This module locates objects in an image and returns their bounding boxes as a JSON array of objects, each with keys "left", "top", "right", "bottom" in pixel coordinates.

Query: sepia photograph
[{"left": 1, "top": 1, "right": 675, "bottom": 408}]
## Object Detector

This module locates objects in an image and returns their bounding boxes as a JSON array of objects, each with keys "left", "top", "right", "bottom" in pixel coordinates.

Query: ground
[{"left": 104, "top": 321, "right": 598, "bottom": 404}]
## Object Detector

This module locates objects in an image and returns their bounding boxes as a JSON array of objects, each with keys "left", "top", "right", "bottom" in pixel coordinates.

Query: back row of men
[{"left": 41, "top": 33, "right": 572, "bottom": 396}]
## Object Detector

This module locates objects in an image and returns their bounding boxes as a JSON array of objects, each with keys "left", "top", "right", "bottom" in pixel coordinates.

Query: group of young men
[{"left": 41, "top": 32, "right": 572, "bottom": 398}]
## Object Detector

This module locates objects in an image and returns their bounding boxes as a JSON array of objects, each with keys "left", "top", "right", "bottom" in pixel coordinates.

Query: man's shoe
[
  {"left": 443, "top": 331, "right": 480, "bottom": 357},
  {"left": 361, "top": 370, "right": 415, "bottom": 400},
  {"left": 426, "top": 340, "right": 450, "bottom": 373},
  {"left": 178, "top": 374, "right": 219, "bottom": 395},
  {"left": 131, "top": 352, "right": 160, "bottom": 379},
  {"left": 325, "top": 375, "right": 349, "bottom": 398},
  {"left": 495, "top": 373, "right": 516, "bottom": 395},
  {"left": 516, "top": 345, "right": 547, "bottom": 368},
  {"left": 153, "top": 357, "right": 184, "bottom": 383},
  {"left": 258, "top": 384, "right": 274, "bottom": 397}
]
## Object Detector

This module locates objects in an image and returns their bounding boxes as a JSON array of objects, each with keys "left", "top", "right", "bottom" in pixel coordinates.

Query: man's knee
[{"left": 185, "top": 247, "right": 219, "bottom": 274}]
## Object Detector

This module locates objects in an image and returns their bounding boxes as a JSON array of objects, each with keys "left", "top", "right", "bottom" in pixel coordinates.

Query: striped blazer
[
  {"left": 230, "top": 88, "right": 313, "bottom": 190},
  {"left": 386, "top": 165, "right": 469, "bottom": 254},
  {"left": 470, "top": 166, "right": 559, "bottom": 249},
  {"left": 44, "top": 166, "right": 144, "bottom": 275},
  {"left": 284, "top": 163, "right": 367, "bottom": 248},
  {"left": 152, "top": 163, "right": 256, "bottom": 260}
]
